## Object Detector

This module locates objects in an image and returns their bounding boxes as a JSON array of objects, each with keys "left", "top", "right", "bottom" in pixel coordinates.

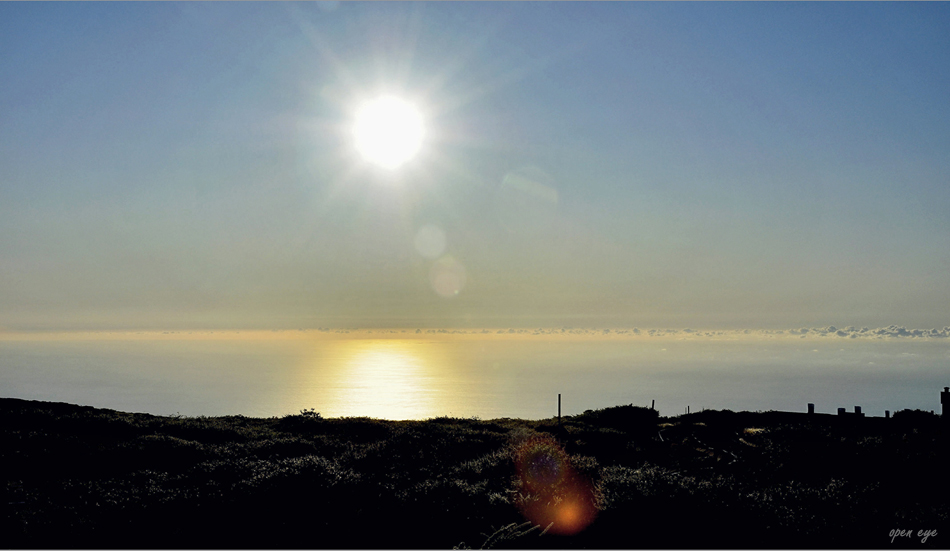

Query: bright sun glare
[{"left": 353, "top": 96, "right": 424, "bottom": 170}]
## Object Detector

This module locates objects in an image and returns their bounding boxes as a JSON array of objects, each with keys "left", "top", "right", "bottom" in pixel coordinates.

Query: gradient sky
[{"left": 2, "top": 2, "right": 949, "bottom": 331}]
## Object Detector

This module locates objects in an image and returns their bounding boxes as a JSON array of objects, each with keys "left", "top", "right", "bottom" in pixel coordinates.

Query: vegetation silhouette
[{"left": 1, "top": 399, "right": 947, "bottom": 548}]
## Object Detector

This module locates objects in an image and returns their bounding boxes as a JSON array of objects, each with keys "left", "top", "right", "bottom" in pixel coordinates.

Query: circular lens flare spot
[
  {"left": 495, "top": 166, "right": 558, "bottom": 235},
  {"left": 429, "top": 256, "right": 466, "bottom": 298},
  {"left": 353, "top": 96, "right": 424, "bottom": 170},
  {"left": 414, "top": 225, "right": 446, "bottom": 259},
  {"left": 513, "top": 435, "right": 598, "bottom": 536}
]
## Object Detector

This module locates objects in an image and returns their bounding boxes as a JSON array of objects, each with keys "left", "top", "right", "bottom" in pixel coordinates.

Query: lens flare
[
  {"left": 428, "top": 255, "right": 466, "bottom": 298},
  {"left": 512, "top": 435, "right": 598, "bottom": 536},
  {"left": 414, "top": 224, "right": 446, "bottom": 259},
  {"left": 494, "top": 165, "right": 558, "bottom": 235}
]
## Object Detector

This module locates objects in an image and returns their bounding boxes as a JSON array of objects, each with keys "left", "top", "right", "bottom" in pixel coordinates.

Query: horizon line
[{"left": 1, "top": 324, "right": 949, "bottom": 341}]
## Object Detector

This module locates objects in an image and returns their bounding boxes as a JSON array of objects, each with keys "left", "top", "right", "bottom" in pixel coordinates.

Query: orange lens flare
[{"left": 512, "top": 435, "right": 598, "bottom": 536}]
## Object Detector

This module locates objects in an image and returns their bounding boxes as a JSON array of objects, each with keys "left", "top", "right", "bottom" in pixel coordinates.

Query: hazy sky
[{"left": 2, "top": 2, "right": 949, "bottom": 331}]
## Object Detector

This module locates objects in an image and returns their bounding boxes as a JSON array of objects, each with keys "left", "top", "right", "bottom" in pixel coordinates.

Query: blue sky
[{"left": 1, "top": 2, "right": 949, "bottom": 331}]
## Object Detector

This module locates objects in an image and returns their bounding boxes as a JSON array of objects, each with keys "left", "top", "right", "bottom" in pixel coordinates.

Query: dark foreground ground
[{"left": 1, "top": 398, "right": 948, "bottom": 549}]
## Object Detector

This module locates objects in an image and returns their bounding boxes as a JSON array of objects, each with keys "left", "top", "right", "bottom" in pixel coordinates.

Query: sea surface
[{"left": 1, "top": 330, "right": 948, "bottom": 420}]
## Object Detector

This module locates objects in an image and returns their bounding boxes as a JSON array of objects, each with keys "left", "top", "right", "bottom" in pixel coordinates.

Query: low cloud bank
[
  {"left": 333, "top": 325, "right": 950, "bottom": 339},
  {"left": 14, "top": 325, "right": 948, "bottom": 341},
  {"left": 784, "top": 325, "right": 950, "bottom": 339}
]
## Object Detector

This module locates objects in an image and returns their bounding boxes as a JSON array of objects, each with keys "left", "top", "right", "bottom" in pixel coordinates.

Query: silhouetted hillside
[{"left": 1, "top": 398, "right": 947, "bottom": 548}]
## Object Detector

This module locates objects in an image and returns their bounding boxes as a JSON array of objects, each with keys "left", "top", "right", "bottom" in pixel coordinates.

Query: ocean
[{"left": 1, "top": 330, "right": 947, "bottom": 420}]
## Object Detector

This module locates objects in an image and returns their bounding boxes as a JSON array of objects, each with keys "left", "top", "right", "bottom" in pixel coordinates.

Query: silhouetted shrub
[
  {"left": 892, "top": 408, "right": 940, "bottom": 428},
  {"left": 576, "top": 404, "right": 659, "bottom": 432}
]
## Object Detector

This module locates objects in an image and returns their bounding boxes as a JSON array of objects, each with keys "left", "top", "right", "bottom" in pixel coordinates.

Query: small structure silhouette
[
  {"left": 942, "top": 387, "right": 949, "bottom": 420},
  {"left": 799, "top": 387, "right": 945, "bottom": 422}
]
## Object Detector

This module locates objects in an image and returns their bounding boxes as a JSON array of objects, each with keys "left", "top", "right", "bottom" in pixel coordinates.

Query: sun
[{"left": 353, "top": 95, "right": 425, "bottom": 170}]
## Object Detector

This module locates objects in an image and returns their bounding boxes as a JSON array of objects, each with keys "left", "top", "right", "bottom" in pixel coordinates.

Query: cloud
[
  {"left": 800, "top": 325, "right": 950, "bottom": 339},
  {"left": 228, "top": 324, "right": 949, "bottom": 341}
]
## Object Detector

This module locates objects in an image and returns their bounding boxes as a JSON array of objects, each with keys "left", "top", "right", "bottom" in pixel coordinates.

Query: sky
[{"left": 2, "top": 2, "right": 949, "bottom": 332}]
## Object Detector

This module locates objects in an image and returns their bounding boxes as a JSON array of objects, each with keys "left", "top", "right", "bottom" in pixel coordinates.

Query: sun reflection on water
[{"left": 316, "top": 339, "right": 446, "bottom": 420}]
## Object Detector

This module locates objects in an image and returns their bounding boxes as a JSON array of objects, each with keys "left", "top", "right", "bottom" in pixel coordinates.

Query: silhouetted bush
[
  {"left": 892, "top": 408, "right": 940, "bottom": 428},
  {"left": 575, "top": 404, "right": 659, "bottom": 432}
]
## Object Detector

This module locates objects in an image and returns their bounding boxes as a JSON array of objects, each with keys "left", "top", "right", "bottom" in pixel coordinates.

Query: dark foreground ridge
[{"left": 2, "top": 398, "right": 948, "bottom": 549}]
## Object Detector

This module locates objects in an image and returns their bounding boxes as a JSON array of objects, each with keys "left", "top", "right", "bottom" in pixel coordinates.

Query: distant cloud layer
[
  {"left": 311, "top": 325, "right": 950, "bottom": 339},
  {"left": 784, "top": 325, "right": 950, "bottom": 339},
  {"left": 5, "top": 325, "right": 948, "bottom": 341}
]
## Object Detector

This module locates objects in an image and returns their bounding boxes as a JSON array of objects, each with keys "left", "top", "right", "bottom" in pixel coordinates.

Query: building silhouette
[{"left": 801, "top": 387, "right": 948, "bottom": 421}]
